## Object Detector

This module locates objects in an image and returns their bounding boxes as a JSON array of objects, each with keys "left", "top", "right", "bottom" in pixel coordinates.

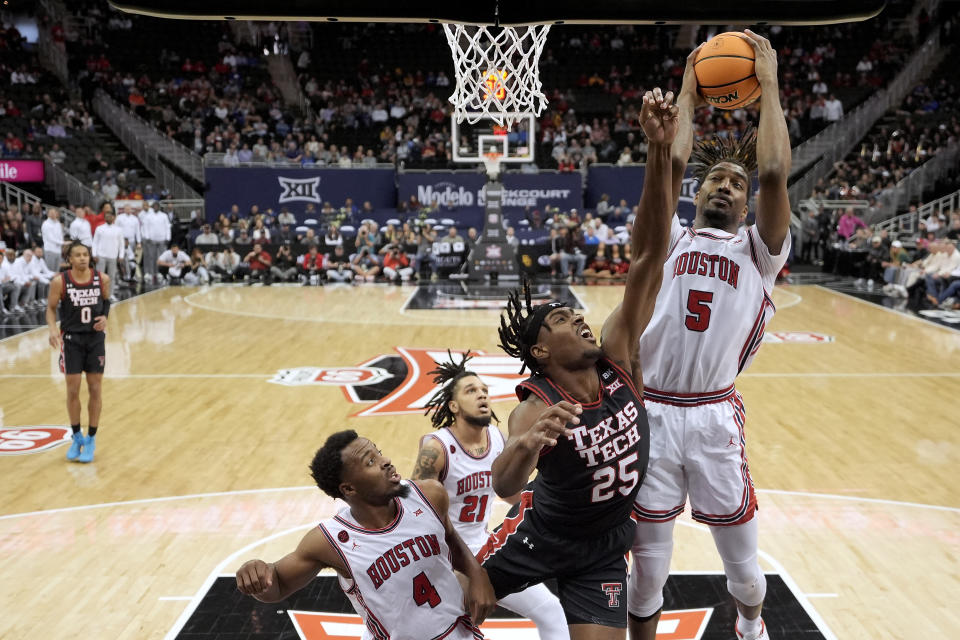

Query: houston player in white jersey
[
  {"left": 236, "top": 430, "right": 496, "bottom": 639},
  {"left": 619, "top": 31, "right": 792, "bottom": 640},
  {"left": 412, "top": 352, "right": 570, "bottom": 640}
]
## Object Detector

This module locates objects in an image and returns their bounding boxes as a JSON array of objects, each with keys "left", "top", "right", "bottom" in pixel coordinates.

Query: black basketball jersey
[
  {"left": 516, "top": 357, "right": 649, "bottom": 538},
  {"left": 60, "top": 270, "right": 104, "bottom": 333}
]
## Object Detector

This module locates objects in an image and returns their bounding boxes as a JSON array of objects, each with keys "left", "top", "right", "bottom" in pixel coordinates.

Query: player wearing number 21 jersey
[{"left": 235, "top": 431, "right": 496, "bottom": 640}]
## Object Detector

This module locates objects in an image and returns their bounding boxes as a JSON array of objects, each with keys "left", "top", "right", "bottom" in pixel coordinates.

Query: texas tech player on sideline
[
  {"left": 483, "top": 89, "right": 678, "bottom": 639},
  {"left": 46, "top": 240, "right": 111, "bottom": 464},
  {"left": 236, "top": 431, "right": 496, "bottom": 640},
  {"left": 412, "top": 352, "right": 570, "bottom": 639},
  {"left": 620, "top": 32, "right": 791, "bottom": 640}
]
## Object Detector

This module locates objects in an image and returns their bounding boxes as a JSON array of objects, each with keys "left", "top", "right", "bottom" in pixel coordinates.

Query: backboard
[
  {"left": 452, "top": 113, "right": 536, "bottom": 174},
  {"left": 111, "top": 0, "right": 887, "bottom": 25}
]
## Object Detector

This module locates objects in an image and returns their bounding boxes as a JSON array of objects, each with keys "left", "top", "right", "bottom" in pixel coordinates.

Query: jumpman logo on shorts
[{"left": 726, "top": 436, "right": 737, "bottom": 448}]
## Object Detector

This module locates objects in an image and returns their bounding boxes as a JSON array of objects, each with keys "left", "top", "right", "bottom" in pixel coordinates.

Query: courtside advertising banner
[
  {"left": 398, "top": 171, "right": 583, "bottom": 214},
  {"left": 204, "top": 168, "right": 396, "bottom": 220}
]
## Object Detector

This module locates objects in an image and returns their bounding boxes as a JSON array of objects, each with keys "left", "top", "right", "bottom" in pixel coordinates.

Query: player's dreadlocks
[
  {"left": 691, "top": 124, "right": 758, "bottom": 187},
  {"left": 423, "top": 350, "right": 499, "bottom": 428},
  {"left": 498, "top": 279, "right": 564, "bottom": 374}
]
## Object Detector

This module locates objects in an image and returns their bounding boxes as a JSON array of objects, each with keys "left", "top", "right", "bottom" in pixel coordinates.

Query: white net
[{"left": 442, "top": 24, "right": 551, "bottom": 130}]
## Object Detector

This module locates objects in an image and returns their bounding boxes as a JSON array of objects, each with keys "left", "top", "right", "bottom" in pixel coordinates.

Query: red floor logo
[
  {"left": 271, "top": 348, "right": 526, "bottom": 417},
  {"left": 0, "top": 427, "right": 72, "bottom": 455},
  {"left": 288, "top": 608, "right": 712, "bottom": 639}
]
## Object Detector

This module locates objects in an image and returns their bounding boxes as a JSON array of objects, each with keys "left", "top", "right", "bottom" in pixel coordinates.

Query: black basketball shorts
[
  {"left": 477, "top": 490, "right": 635, "bottom": 628},
  {"left": 60, "top": 332, "right": 106, "bottom": 375}
]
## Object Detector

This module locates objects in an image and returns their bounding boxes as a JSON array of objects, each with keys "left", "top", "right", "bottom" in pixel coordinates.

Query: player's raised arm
[
  {"left": 601, "top": 89, "right": 679, "bottom": 372},
  {"left": 672, "top": 44, "right": 705, "bottom": 208},
  {"left": 415, "top": 479, "right": 497, "bottom": 624},
  {"left": 742, "top": 29, "right": 791, "bottom": 253},
  {"left": 235, "top": 527, "right": 336, "bottom": 603}
]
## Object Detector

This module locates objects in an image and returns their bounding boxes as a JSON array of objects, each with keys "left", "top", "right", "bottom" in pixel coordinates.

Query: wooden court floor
[{"left": 1, "top": 283, "right": 958, "bottom": 639}]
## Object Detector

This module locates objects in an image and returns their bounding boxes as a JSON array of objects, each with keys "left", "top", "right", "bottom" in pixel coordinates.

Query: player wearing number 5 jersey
[
  {"left": 235, "top": 431, "right": 496, "bottom": 640},
  {"left": 412, "top": 352, "right": 570, "bottom": 640},
  {"left": 622, "top": 31, "right": 792, "bottom": 640},
  {"left": 46, "top": 241, "right": 111, "bottom": 464},
  {"left": 482, "top": 88, "right": 679, "bottom": 640}
]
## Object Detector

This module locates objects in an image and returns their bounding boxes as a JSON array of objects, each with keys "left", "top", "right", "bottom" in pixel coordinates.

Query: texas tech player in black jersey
[
  {"left": 482, "top": 88, "right": 679, "bottom": 638},
  {"left": 46, "top": 241, "right": 111, "bottom": 463}
]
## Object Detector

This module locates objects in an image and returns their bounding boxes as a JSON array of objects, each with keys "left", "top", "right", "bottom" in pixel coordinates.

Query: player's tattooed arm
[{"left": 410, "top": 436, "right": 445, "bottom": 481}]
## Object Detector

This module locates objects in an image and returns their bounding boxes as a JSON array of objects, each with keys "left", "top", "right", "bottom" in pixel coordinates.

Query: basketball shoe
[
  {"left": 66, "top": 432, "right": 84, "bottom": 461},
  {"left": 78, "top": 435, "right": 96, "bottom": 463},
  {"left": 735, "top": 616, "right": 768, "bottom": 640}
]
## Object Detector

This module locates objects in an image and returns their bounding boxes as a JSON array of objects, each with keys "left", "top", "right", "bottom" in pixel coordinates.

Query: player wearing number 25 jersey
[
  {"left": 235, "top": 431, "right": 496, "bottom": 640},
  {"left": 485, "top": 88, "right": 679, "bottom": 637}
]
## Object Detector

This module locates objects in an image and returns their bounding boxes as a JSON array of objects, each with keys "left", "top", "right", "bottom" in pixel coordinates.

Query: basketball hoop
[{"left": 442, "top": 23, "right": 550, "bottom": 130}]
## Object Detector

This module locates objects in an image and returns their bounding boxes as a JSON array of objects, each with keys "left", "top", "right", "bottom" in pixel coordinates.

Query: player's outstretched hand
[
  {"left": 741, "top": 29, "right": 778, "bottom": 89},
  {"left": 521, "top": 400, "right": 580, "bottom": 451},
  {"left": 48, "top": 329, "right": 60, "bottom": 350},
  {"left": 464, "top": 569, "right": 497, "bottom": 625},
  {"left": 93, "top": 315, "right": 107, "bottom": 332},
  {"left": 236, "top": 559, "right": 274, "bottom": 596},
  {"left": 639, "top": 87, "right": 680, "bottom": 145}
]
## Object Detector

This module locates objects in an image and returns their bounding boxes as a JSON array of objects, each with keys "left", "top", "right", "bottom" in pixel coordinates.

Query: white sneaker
[
  {"left": 13, "top": 305, "right": 24, "bottom": 313},
  {"left": 940, "top": 297, "right": 956, "bottom": 310},
  {"left": 735, "top": 616, "right": 769, "bottom": 640}
]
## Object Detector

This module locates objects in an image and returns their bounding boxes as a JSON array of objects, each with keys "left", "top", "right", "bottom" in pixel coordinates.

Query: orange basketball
[{"left": 694, "top": 32, "right": 762, "bottom": 110}]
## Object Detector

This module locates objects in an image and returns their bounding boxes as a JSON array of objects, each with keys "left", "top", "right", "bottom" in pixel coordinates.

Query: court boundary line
[
  {"left": 677, "top": 520, "right": 838, "bottom": 640},
  {"left": 773, "top": 287, "right": 803, "bottom": 310},
  {"left": 1, "top": 485, "right": 955, "bottom": 521},
  {"left": 815, "top": 285, "right": 960, "bottom": 333}
]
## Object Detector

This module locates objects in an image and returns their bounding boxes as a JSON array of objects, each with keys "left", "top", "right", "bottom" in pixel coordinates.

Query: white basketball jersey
[
  {"left": 638, "top": 215, "right": 790, "bottom": 394},
  {"left": 423, "top": 426, "right": 506, "bottom": 552},
  {"left": 319, "top": 481, "right": 481, "bottom": 640}
]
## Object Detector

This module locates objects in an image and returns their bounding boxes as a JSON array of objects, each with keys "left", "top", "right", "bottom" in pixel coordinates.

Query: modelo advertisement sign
[
  {"left": 0, "top": 160, "right": 45, "bottom": 182},
  {"left": 204, "top": 167, "right": 396, "bottom": 220},
  {"left": 399, "top": 171, "right": 583, "bottom": 213}
]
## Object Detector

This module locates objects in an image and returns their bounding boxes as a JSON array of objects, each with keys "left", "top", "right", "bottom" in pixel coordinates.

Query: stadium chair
[
  {"left": 615, "top": 226, "right": 626, "bottom": 233},
  {"left": 424, "top": 218, "right": 437, "bottom": 225},
  {"left": 441, "top": 218, "right": 455, "bottom": 226},
  {"left": 340, "top": 225, "right": 356, "bottom": 236},
  {"left": 386, "top": 218, "right": 401, "bottom": 226},
  {"left": 295, "top": 226, "right": 308, "bottom": 235},
  {"left": 304, "top": 218, "right": 319, "bottom": 226}
]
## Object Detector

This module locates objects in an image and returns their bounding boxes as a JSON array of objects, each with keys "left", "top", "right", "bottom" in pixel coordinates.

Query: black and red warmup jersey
[
  {"left": 60, "top": 270, "right": 105, "bottom": 333},
  {"left": 516, "top": 357, "right": 649, "bottom": 538}
]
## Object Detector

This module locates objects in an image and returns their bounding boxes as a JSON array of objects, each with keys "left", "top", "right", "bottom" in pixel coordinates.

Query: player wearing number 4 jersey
[
  {"left": 617, "top": 31, "right": 792, "bottom": 640},
  {"left": 413, "top": 351, "right": 570, "bottom": 640},
  {"left": 236, "top": 430, "right": 496, "bottom": 640},
  {"left": 46, "top": 241, "right": 111, "bottom": 464},
  {"left": 483, "top": 89, "right": 679, "bottom": 640}
]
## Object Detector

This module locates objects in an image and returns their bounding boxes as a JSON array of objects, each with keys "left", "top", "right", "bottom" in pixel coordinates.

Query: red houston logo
[
  {"left": 271, "top": 348, "right": 527, "bottom": 418},
  {"left": 0, "top": 427, "right": 72, "bottom": 455}
]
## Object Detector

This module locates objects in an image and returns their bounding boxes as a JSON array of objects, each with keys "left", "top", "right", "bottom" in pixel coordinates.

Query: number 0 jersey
[
  {"left": 516, "top": 357, "right": 648, "bottom": 539},
  {"left": 422, "top": 426, "right": 506, "bottom": 552},
  {"left": 638, "top": 215, "right": 790, "bottom": 397},
  {"left": 318, "top": 481, "right": 482, "bottom": 640},
  {"left": 59, "top": 270, "right": 105, "bottom": 334}
]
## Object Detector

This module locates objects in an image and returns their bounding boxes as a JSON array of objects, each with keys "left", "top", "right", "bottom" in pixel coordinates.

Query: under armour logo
[
  {"left": 521, "top": 537, "right": 534, "bottom": 550},
  {"left": 601, "top": 582, "right": 622, "bottom": 607},
  {"left": 278, "top": 176, "right": 321, "bottom": 203},
  {"left": 414, "top": 508, "right": 424, "bottom": 517}
]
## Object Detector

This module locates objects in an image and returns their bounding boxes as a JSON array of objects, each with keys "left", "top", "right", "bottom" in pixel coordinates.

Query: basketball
[{"left": 694, "top": 32, "right": 762, "bottom": 109}]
